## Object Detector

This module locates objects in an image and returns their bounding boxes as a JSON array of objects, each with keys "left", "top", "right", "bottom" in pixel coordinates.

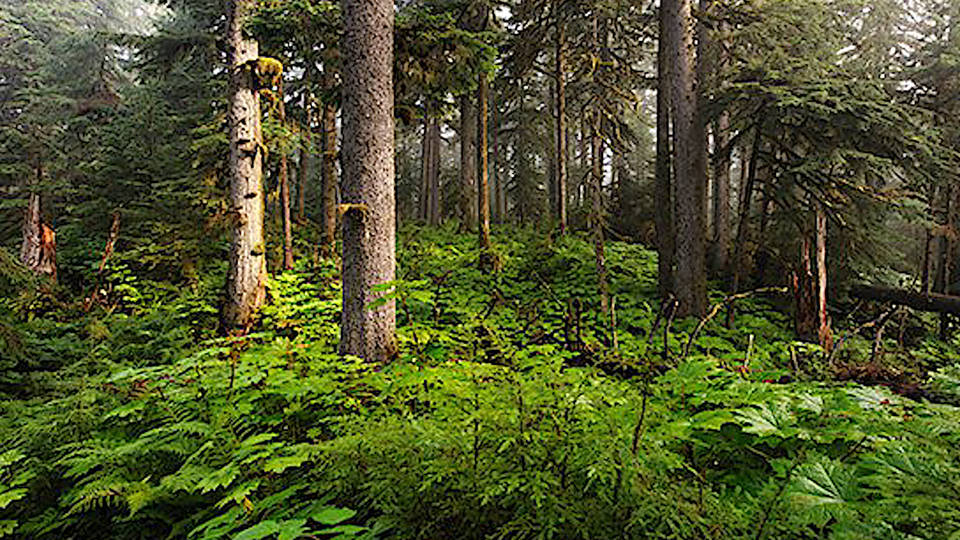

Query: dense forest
[{"left": 3, "top": 0, "right": 960, "bottom": 538}]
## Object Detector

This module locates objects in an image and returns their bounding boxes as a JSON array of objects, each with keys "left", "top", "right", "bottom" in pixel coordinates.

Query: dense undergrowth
[{"left": 2, "top": 228, "right": 960, "bottom": 539}]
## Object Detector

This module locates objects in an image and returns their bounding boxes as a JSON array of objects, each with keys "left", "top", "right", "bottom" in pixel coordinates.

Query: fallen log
[{"left": 850, "top": 284, "right": 960, "bottom": 314}]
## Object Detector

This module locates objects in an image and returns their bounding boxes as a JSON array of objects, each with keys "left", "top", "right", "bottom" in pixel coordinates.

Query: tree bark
[
  {"left": 613, "top": 146, "right": 625, "bottom": 228},
  {"left": 20, "top": 158, "right": 43, "bottom": 272},
  {"left": 795, "top": 203, "right": 830, "bottom": 348},
  {"left": 297, "top": 90, "right": 311, "bottom": 223},
  {"left": 419, "top": 112, "right": 442, "bottom": 226},
  {"left": 815, "top": 204, "right": 830, "bottom": 348},
  {"left": 460, "top": 93, "right": 478, "bottom": 230},
  {"left": 665, "top": 0, "right": 708, "bottom": 318},
  {"left": 419, "top": 112, "right": 432, "bottom": 222},
  {"left": 940, "top": 184, "right": 957, "bottom": 338},
  {"left": 851, "top": 284, "right": 960, "bottom": 314},
  {"left": 590, "top": 10, "right": 610, "bottom": 316},
  {"left": 278, "top": 79, "right": 295, "bottom": 271},
  {"left": 709, "top": 112, "right": 731, "bottom": 275},
  {"left": 730, "top": 129, "right": 759, "bottom": 296},
  {"left": 922, "top": 185, "right": 939, "bottom": 293},
  {"left": 223, "top": 0, "right": 267, "bottom": 331},
  {"left": 319, "top": 71, "right": 338, "bottom": 258},
  {"left": 655, "top": 0, "right": 675, "bottom": 301},
  {"left": 429, "top": 118, "right": 441, "bottom": 225},
  {"left": 339, "top": 0, "right": 396, "bottom": 361},
  {"left": 554, "top": 0, "right": 568, "bottom": 235},
  {"left": 477, "top": 75, "right": 492, "bottom": 256},
  {"left": 754, "top": 180, "right": 773, "bottom": 282},
  {"left": 591, "top": 109, "right": 610, "bottom": 316},
  {"left": 491, "top": 97, "right": 502, "bottom": 224},
  {"left": 546, "top": 82, "right": 557, "bottom": 223}
]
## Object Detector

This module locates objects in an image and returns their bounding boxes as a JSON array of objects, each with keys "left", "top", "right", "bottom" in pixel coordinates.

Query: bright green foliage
[
  {"left": 3, "top": 230, "right": 960, "bottom": 539},
  {"left": 4, "top": 2, "right": 960, "bottom": 537}
]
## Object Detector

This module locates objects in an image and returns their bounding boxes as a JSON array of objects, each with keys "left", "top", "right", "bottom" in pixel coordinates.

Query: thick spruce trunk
[
  {"left": 665, "top": 0, "right": 708, "bottom": 317},
  {"left": 339, "top": 0, "right": 396, "bottom": 361},
  {"left": 223, "top": 0, "right": 266, "bottom": 331}
]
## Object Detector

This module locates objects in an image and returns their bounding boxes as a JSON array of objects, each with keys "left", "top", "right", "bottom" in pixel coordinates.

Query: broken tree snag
[
  {"left": 38, "top": 222, "right": 56, "bottom": 279},
  {"left": 794, "top": 203, "right": 831, "bottom": 351},
  {"left": 850, "top": 284, "right": 960, "bottom": 314},
  {"left": 84, "top": 212, "right": 120, "bottom": 311}
]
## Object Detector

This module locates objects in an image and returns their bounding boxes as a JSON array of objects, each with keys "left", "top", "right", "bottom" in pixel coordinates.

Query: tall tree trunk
[
  {"left": 731, "top": 129, "right": 759, "bottom": 296},
  {"left": 460, "top": 93, "right": 478, "bottom": 230},
  {"left": 655, "top": 1, "right": 675, "bottom": 301},
  {"left": 665, "top": 0, "right": 708, "bottom": 317},
  {"left": 613, "top": 147, "right": 625, "bottom": 228},
  {"left": 477, "top": 75, "right": 492, "bottom": 256},
  {"left": 591, "top": 109, "right": 610, "bottom": 316},
  {"left": 297, "top": 90, "right": 311, "bottom": 223},
  {"left": 546, "top": 82, "right": 557, "bottom": 224},
  {"left": 20, "top": 158, "right": 43, "bottom": 272},
  {"left": 491, "top": 97, "right": 502, "bottom": 224},
  {"left": 429, "top": 119, "right": 441, "bottom": 225},
  {"left": 554, "top": 0, "right": 568, "bottom": 235},
  {"left": 223, "top": 0, "right": 266, "bottom": 331},
  {"left": 278, "top": 80, "right": 295, "bottom": 271},
  {"left": 709, "top": 113, "right": 731, "bottom": 275},
  {"left": 939, "top": 184, "right": 957, "bottom": 338},
  {"left": 815, "top": 204, "right": 830, "bottom": 349},
  {"left": 340, "top": 0, "right": 396, "bottom": 361},
  {"left": 419, "top": 113, "right": 442, "bottom": 226},
  {"left": 754, "top": 180, "right": 773, "bottom": 283},
  {"left": 698, "top": 0, "right": 713, "bottom": 251},
  {"left": 795, "top": 203, "right": 830, "bottom": 349},
  {"left": 589, "top": 13, "right": 610, "bottom": 316},
  {"left": 320, "top": 71, "right": 338, "bottom": 258},
  {"left": 923, "top": 185, "right": 939, "bottom": 294},
  {"left": 497, "top": 118, "right": 507, "bottom": 223},
  {"left": 923, "top": 232, "right": 935, "bottom": 294},
  {"left": 419, "top": 112, "right": 432, "bottom": 222},
  {"left": 578, "top": 116, "right": 587, "bottom": 212}
]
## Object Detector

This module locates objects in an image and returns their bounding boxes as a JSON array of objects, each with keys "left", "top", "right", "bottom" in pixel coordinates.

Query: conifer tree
[
  {"left": 223, "top": 0, "right": 267, "bottom": 330},
  {"left": 339, "top": 0, "right": 397, "bottom": 361}
]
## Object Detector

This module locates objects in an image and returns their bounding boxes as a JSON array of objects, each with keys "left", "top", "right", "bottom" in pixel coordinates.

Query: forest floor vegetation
[{"left": 2, "top": 228, "right": 960, "bottom": 539}]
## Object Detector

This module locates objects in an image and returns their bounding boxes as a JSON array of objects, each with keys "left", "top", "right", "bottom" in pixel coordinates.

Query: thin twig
[
  {"left": 682, "top": 287, "right": 787, "bottom": 359},
  {"left": 825, "top": 305, "right": 898, "bottom": 366},
  {"left": 631, "top": 380, "right": 649, "bottom": 457},
  {"left": 755, "top": 454, "right": 804, "bottom": 540}
]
